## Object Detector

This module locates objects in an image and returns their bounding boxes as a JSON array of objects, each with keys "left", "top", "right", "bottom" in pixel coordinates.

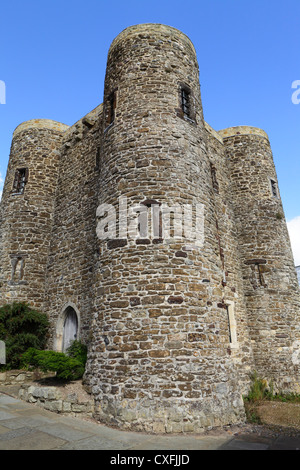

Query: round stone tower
[
  {"left": 84, "top": 24, "right": 249, "bottom": 433},
  {"left": 0, "top": 119, "right": 68, "bottom": 310},
  {"left": 220, "top": 126, "right": 300, "bottom": 392}
]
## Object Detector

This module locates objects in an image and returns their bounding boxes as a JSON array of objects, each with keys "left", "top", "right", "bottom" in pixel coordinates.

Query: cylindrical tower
[
  {"left": 0, "top": 119, "right": 68, "bottom": 310},
  {"left": 220, "top": 126, "right": 300, "bottom": 392},
  {"left": 84, "top": 24, "right": 249, "bottom": 433}
]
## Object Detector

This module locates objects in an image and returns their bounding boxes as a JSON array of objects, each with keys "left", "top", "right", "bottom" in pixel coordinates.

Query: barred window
[
  {"left": 12, "top": 168, "right": 28, "bottom": 194},
  {"left": 181, "top": 87, "right": 191, "bottom": 118},
  {"left": 178, "top": 83, "right": 196, "bottom": 123}
]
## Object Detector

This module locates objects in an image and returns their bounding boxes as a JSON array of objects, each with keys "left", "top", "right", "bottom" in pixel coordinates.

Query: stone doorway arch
[
  {"left": 55, "top": 303, "right": 80, "bottom": 352},
  {"left": 62, "top": 307, "right": 78, "bottom": 352}
]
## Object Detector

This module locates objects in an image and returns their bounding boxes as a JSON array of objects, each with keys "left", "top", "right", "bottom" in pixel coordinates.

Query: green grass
[{"left": 243, "top": 371, "right": 300, "bottom": 423}]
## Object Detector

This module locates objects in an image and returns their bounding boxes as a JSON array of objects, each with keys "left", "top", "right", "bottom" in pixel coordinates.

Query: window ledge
[
  {"left": 183, "top": 115, "right": 196, "bottom": 124},
  {"left": 104, "top": 122, "right": 114, "bottom": 134}
]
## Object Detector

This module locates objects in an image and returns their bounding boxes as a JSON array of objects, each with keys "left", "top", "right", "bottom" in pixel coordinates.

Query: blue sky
[{"left": 0, "top": 0, "right": 299, "bottom": 263}]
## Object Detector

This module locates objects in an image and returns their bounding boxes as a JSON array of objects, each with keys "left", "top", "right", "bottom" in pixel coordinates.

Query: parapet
[
  {"left": 108, "top": 23, "right": 197, "bottom": 57},
  {"left": 13, "top": 119, "right": 69, "bottom": 138},
  {"left": 218, "top": 125, "right": 269, "bottom": 141},
  {"left": 63, "top": 104, "right": 103, "bottom": 142}
]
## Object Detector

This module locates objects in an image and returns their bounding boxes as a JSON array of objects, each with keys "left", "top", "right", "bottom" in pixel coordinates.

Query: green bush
[
  {"left": 0, "top": 302, "right": 49, "bottom": 370},
  {"left": 21, "top": 340, "right": 87, "bottom": 381},
  {"left": 66, "top": 339, "right": 87, "bottom": 365},
  {"left": 243, "top": 371, "right": 270, "bottom": 403}
]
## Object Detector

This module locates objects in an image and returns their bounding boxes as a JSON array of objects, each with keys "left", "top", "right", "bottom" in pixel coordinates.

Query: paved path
[{"left": 0, "top": 392, "right": 300, "bottom": 451}]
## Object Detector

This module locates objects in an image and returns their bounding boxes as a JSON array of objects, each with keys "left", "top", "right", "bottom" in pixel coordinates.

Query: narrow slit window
[
  {"left": 210, "top": 163, "right": 219, "bottom": 193},
  {"left": 95, "top": 147, "right": 100, "bottom": 170},
  {"left": 270, "top": 178, "right": 278, "bottom": 198},
  {"left": 12, "top": 168, "right": 28, "bottom": 194},
  {"left": 105, "top": 91, "right": 116, "bottom": 128}
]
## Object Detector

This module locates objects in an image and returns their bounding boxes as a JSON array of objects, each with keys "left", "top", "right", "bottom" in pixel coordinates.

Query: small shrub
[
  {"left": 243, "top": 371, "right": 270, "bottom": 423},
  {"left": 21, "top": 346, "right": 86, "bottom": 381},
  {"left": 0, "top": 302, "right": 49, "bottom": 370},
  {"left": 243, "top": 371, "right": 269, "bottom": 403},
  {"left": 66, "top": 340, "right": 87, "bottom": 365}
]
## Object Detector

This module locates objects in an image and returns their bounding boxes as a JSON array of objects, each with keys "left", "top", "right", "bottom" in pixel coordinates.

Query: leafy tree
[{"left": 0, "top": 302, "right": 49, "bottom": 370}]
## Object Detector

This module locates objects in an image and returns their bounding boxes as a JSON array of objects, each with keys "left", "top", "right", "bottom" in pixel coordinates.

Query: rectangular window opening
[
  {"left": 95, "top": 147, "right": 100, "bottom": 170},
  {"left": 181, "top": 87, "right": 191, "bottom": 118},
  {"left": 105, "top": 91, "right": 117, "bottom": 128},
  {"left": 12, "top": 168, "right": 28, "bottom": 194},
  {"left": 270, "top": 178, "right": 278, "bottom": 198}
]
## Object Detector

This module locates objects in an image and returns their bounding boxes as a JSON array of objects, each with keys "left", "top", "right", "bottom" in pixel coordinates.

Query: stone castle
[{"left": 0, "top": 24, "right": 300, "bottom": 433}]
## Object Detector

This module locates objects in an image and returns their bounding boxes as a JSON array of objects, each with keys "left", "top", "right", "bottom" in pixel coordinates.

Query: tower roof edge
[
  {"left": 108, "top": 23, "right": 197, "bottom": 57},
  {"left": 218, "top": 125, "right": 269, "bottom": 140},
  {"left": 13, "top": 119, "right": 69, "bottom": 138}
]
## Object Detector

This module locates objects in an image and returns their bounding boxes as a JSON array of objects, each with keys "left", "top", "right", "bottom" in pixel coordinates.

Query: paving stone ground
[{"left": 0, "top": 392, "right": 300, "bottom": 451}]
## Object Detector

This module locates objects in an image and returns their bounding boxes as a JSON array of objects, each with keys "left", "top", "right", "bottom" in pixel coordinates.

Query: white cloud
[{"left": 287, "top": 216, "right": 300, "bottom": 266}]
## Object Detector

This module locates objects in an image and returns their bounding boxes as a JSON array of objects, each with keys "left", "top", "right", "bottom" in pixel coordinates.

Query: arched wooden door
[{"left": 62, "top": 307, "right": 78, "bottom": 352}]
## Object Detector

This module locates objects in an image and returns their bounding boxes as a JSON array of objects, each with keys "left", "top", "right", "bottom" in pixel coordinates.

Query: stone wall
[
  {"left": 204, "top": 127, "right": 255, "bottom": 391},
  {"left": 83, "top": 24, "right": 249, "bottom": 433},
  {"left": 44, "top": 106, "right": 102, "bottom": 349},
  {"left": 0, "top": 121, "right": 67, "bottom": 309},
  {"left": 18, "top": 383, "right": 94, "bottom": 416},
  {"left": 0, "top": 370, "right": 43, "bottom": 385},
  {"left": 0, "top": 23, "right": 299, "bottom": 434},
  {"left": 222, "top": 128, "right": 300, "bottom": 391}
]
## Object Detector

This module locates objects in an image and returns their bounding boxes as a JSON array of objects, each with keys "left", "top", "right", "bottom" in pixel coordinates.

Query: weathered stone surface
[
  {"left": 0, "top": 23, "right": 299, "bottom": 434},
  {"left": 18, "top": 384, "right": 94, "bottom": 416}
]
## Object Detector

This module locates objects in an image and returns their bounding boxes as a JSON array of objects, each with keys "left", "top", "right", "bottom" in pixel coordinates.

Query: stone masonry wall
[
  {"left": 0, "top": 23, "right": 299, "bottom": 434},
  {"left": 44, "top": 106, "right": 102, "bottom": 350},
  {"left": 83, "top": 24, "right": 249, "bottom": 433},
  {"left": 204, "top": 126, "right": 255, "bottom": 393},
  {"left": 0, "top": 122, "right": 67, "bottom": 310},
  {"left": 222, "top": 129, "right": 300, "bottom": 392}
]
